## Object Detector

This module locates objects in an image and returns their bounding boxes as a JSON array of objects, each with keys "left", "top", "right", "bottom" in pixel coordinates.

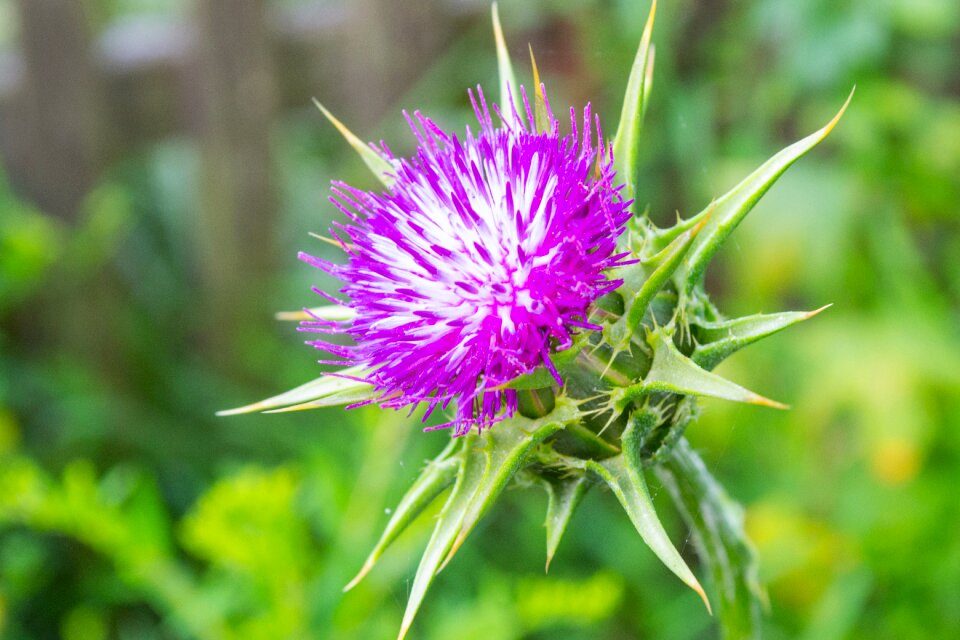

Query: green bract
[{"left": 222, "top": 2, "right": 850, "bottom": 638}]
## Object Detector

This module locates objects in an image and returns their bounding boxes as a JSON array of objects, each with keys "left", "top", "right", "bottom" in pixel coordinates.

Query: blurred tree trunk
[
  {"left": 194, "top": 0, "right": 278, "bottom": 364},
  {"left": 13, "top": 0, "right": 102, "bottom": 221}
]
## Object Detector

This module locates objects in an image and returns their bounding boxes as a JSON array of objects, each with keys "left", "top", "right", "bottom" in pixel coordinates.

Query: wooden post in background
[
  {"left": 12, "top": 0, "right": 102, "bottom": 221},
  {"left": 7, "top": 0, "right": 117, "bottom": 377},
  {"left": 194, "top": 0, "right": 278, "bottom": 361}
]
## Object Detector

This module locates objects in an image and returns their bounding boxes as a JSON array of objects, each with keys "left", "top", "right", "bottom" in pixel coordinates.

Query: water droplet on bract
[{"left": 385, "top": 508, "right": 393, "bottom": 515}]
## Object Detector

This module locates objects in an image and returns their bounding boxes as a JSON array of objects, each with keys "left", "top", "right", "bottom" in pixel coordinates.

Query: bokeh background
[{"left": 1, "top": 0, "right": 958, "bottom": 638}]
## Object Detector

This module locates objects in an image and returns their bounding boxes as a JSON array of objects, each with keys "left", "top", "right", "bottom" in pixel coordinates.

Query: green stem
[{"left": 655, "top": 438, "right": 766, "bottom": 640}]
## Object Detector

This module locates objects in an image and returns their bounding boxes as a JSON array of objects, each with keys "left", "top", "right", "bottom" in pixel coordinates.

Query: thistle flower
[
  {"left": 299, "top": 89, "right": 632, "bottom": 435},
  {"left": 222, "top": 3, "right": 851, "bottom": 638}
]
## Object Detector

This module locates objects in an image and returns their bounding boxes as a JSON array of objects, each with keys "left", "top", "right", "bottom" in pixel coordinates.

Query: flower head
[
  {"left": 301, "top": 87, "right": 631, "bottom": 434},
  {"left": 223, "top": 6, "right": 850, "bottom": 634}
]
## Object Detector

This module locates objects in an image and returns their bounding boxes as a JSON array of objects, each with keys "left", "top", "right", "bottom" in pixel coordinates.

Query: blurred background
[{"left": 0, "top": 0, "right": 958, "bottom": 638}]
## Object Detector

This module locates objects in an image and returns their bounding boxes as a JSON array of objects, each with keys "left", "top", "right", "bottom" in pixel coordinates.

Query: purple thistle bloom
[{"left": 300, "top": 87, "right": 632, "bottom": 435}]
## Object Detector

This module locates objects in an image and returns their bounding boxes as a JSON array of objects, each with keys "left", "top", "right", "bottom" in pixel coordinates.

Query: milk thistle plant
[{"left": 223, "top": 2, "right": 850, "bottom": 638}]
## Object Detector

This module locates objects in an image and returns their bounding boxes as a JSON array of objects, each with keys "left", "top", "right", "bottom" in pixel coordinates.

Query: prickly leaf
[
  {"left": 217, "top": 365, "right": 374, "bottom": 416},
  {"left": 692, "top": 306, "right": 829, "bottom": 370},
  {"left": 491, "top": 2, "right": 519, "bottom": 118},
  {"left": 398, "top": 436, "right": 486, "bottom": 640},
  {"left": 541, "top": 472, "right": 590, "bottom": 571},
  {"left": 655, "top": 438, "right": 766, "bottom": 639},
  {"left": 586, "top": 451, "right": 710, "bottom": 611},
  {"left": 440, "top": 398, "right": 579, "bottom": 568},
  {"left": 528, "top": 47, "right": 551, "bottom": 133},
  {"left": 680, "top": 91, "right": 853, "bottom": 289},
  {"left": 344, "top": 439, "right": 460, "bottom": 591},
  {"left": 275, "top": 305, "right": 358, "bottom": 323},
  {"left": 313, "top": 99, "right": 396, "bottom": 187},
  {"left": 638, "top": 329, "right": 787, "bottom": 409},
  {"left": 608, "top": 218, "right": 705, "bottom": 349},
  {"left": 612, "top": 0, "right": 657, "bottom": 205}
]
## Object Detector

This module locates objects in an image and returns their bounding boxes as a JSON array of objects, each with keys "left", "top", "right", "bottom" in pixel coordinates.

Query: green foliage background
[{"left": 1, "top": 0, "right": 958, "bottom": 638}]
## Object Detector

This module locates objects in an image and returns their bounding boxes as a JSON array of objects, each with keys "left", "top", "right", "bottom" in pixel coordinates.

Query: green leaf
[
  {"left": 541, "top": 472, "right": 590, "bottom": 571},
  {"left": 504, "top": 337, "right": 586, "bottom": 390},
  {"left": 587, "top": 453, "right": 711, "bottom": 612},
  {"left": 562, "top": 422, "right": 621, "bottom": 458},
  {"left": 216, "top": 365, "right": 375, "bottom": 416},
  {"left": 655, "top": 438, "right": 766, "bottom": 638},
  {"left": 612, "top": 0, "right": 657, "bottom": 206},
  {"left": 439, "top": 398, "right": 580, "bottom": 569},
  {"left": 344, "top": 439, "right": 460, "bottom": 592},
  {"left": 491, "top": 2, "right": 520, "bottom": 118},
  {"left": 397, "top": 434, "right": 486, "bottom": 640},
  {"left": 313, "top": 99, "right": 396, "bottom": 187},
  {"left": 635, "top": 328, "right": 788, "bottom": 409},
  {"left": 680, "top": 90, "right": 854, "bottom": 290},
  {"left": 692, "top": 306, "right": 830, "bottom": 370}
]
